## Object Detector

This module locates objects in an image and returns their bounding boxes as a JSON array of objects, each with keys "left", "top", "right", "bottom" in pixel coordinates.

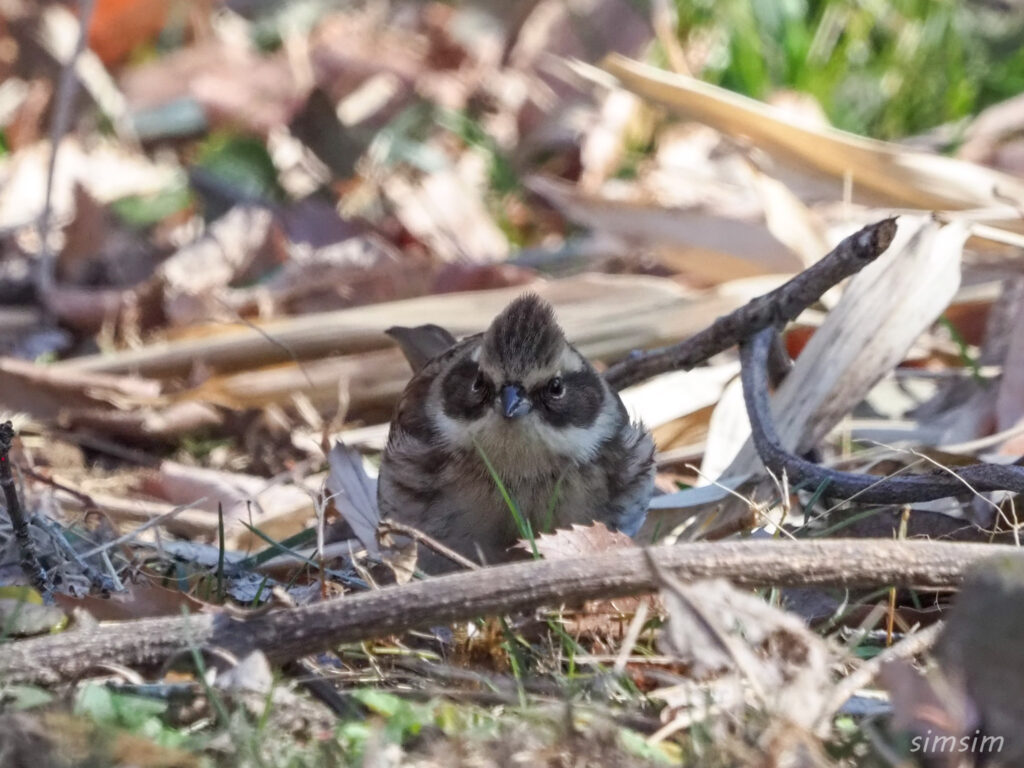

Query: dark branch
[
  {"left": 0, "top": 422, "right": 53, "bottom": 599},
  {"left": 739, "top": 328, "right": 1024, "bottom": 502},
  {"left": 604, "top": 218, "right": 898, "bottom": 390}
]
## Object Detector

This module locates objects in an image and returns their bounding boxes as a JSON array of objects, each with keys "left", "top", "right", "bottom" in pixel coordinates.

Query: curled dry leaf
[
  {"left": 158, "top": 205, "right": 283, "bottom": 327},
  {"left": 213, "top": 650, "right": 274, "bottom": 695},
  {"left": 377, "top": 526, "right": 418, "bottom": 585}
]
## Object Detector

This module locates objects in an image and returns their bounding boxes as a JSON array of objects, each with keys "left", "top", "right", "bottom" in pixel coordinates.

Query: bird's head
[{"left": 430, "top": 294, "right": 619, "bottom": 468}]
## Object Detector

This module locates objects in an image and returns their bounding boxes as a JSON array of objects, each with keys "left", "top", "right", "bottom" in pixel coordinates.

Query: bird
[{"left": 378, "top": 293, "right": 655, "bottom": 573}]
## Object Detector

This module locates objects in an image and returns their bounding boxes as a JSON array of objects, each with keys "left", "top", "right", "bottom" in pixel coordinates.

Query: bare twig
[
  {"left": 739, "top": 327, "right": 1024, "bottom": 501},
  {"left": 604, "top": 218, "right": 898, "bottom": 390},
  {"left": 0, "top": 538, "right": 1011, "bottom": 685},
  {"left": 0, "top": 422, "right": 53, "bottom": 599},
  {"left": 378, "top": 520, "right": 481, "bottom": 572},
  {"left": 77, "top": 499, "right": 207, "bottom": 560},
  {"left": 37, "top": 0, "right": 97, "bottom": 305}
]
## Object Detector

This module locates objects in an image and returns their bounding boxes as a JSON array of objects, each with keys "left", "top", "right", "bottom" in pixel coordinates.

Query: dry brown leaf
[
  {"left": 158, "top": 205, "right": 283, "bottom": 327},
  {"left": 523, "top": 524, "right": 656, "bottom": 641},
  {"left": 213, "top": 650, "right": 274, "bottom": 695},
  {"left": 531, "top": 522, "right": 636, "bottom": 560},
  {"left": 309, "top": 9, "right": 424, "bottom": 106},
  {"left": 226, "top": 234, "right": 433, "bottom": 318}
]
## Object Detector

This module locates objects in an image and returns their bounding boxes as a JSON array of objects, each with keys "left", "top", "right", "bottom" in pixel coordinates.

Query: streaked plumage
[{"left": 378, "top": 294, "right": 655, "bottom": 573}]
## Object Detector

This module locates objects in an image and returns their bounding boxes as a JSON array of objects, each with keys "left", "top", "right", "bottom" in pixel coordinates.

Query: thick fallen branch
[
  {"left": 739, "top": 327, "right": 1024, "bottom": 500},
  {"left": 604, "top": 217, "right": 897, "bottom": 390},
  {"left": 1, "top": 538, "right": 1014, "bottom": 685}
]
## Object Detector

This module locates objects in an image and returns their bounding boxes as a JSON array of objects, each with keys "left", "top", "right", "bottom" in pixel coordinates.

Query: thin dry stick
[
  {"left": 378, "top": 520, "right": 481, "bottom": 571},
  {"left": 0, "top": 539, "right": 1013, "bottom": 685},
  {"left": 37, "top": 0, "right": 96, "bottom": 304},
  {"left": 738, "top": 328, "right": 1024, "bottom": 501},
  {"left": 0, "top": 422, "right": 51, "bottom": 599},
  {"left": 604, "top": 218, "right": 898, "bottom": 390},
  {"left": 76, "top": 499, "right": 208, "bottom": 559}
]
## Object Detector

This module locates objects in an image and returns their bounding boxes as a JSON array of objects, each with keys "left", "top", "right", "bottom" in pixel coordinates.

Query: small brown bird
[{"left": 379, "top": 294, "right": 655, "bottom": 573}]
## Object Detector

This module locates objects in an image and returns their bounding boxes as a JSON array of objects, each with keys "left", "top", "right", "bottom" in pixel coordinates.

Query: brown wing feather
[{"left": 386, "top": 324, "right": 458, "bottom": 374}]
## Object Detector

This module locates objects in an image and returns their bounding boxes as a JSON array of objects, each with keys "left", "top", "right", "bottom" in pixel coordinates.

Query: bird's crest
[{"left": 482, "top": 294, "right": 564, "bottom": 379}]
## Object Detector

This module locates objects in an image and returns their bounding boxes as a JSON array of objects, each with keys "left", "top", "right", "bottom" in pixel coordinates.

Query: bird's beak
[{"left": 500, "top": 384, "right": 531, "bottom": 419}]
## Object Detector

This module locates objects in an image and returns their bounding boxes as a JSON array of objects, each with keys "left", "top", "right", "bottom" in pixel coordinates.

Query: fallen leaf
[
  {"left": 88, "top": 0, "right": 169, "bottom": 67},
  {"left": 325, "top": 441, "right": 380, "bottom": 557},
  {"left": 531, "top": 522, "right": 636, "bottom": 560},
  {"left": 656, "top": 578, "right": 832, "bottom": 730},
  {"left": 213, "top": 650, "right": 273, "bottom": 694}
]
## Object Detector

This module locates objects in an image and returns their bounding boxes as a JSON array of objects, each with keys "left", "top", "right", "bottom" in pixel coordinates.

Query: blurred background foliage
[{"left": 672, "top": 0, "right": 1024, "bottom": 140}]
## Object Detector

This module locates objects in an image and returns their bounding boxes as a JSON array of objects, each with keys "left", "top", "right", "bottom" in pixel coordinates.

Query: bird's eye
[
  {"left": 546, "top": 376, "right": 565, "bottom": 399},
  {"left": 471, "top": 371, "right": 487, "bottom": 394}
]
